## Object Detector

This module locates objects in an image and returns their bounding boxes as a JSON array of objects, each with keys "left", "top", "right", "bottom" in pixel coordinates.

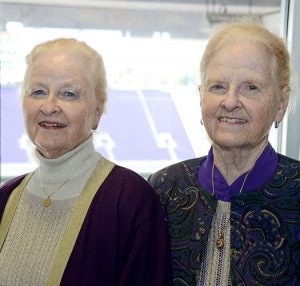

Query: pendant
[
  {"left": 42, "top": 197, "right": 51, "bottom": 207},
  {"left": 216, "top": 234, "right": 224, "bottom": 249}
]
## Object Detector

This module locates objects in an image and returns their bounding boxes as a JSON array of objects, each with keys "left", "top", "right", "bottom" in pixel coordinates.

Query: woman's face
[
  {"left": 201, "top": 40, "right": 288, "bottom": 150},
  {"left": 22, "top": 50, "right": 102, "bottom": 159}
]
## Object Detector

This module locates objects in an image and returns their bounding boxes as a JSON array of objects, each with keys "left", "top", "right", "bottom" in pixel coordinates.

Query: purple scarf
[{"left": 197, "top": 144, "right": 278, "bottom": 202}]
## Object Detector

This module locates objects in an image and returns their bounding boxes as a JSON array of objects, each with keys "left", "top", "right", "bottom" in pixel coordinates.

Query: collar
[
  {"left": 34, "top": 135, "right": 102, "bottom": 184},
  {"left": 197, "top": 143, "right": 278, "bottom": 202}
]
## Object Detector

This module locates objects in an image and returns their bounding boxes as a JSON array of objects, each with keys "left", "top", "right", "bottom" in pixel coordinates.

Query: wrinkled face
[
  {"left": 22, "top": 50, "right": 102, "bottom": 159},
  {"left": 201, "top": 40, "right": 288, "bottom": 149}
]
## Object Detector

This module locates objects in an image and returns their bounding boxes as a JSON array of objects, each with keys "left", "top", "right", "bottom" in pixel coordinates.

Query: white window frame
[{"left": 278, "top": 0, "right": 300, "bottom": 160}]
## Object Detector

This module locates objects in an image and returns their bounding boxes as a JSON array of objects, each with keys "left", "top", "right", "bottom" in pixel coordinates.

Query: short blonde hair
[
  {"left": 200, "top": 20, "right": 290, "bottom": 93},
  {"left": 23, "top": 38, "right": 107, "bottom": 108}
]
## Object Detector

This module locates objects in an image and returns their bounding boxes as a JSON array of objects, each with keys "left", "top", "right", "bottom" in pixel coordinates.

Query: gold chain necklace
[
  {"left": 211, "top": 161, "right": 251, "bottom": 249},
  {"left": 39, "top": 180, "right": 70, "bottom": 207},
  {"left": 39, "top": 170, "right": 71, "bottom": 207},
  {"left": 38, "top": 160, "right": 100, "bottom": 207}
]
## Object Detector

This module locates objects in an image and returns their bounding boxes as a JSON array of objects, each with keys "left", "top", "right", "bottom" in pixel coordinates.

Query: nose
[
  {"left": 40, "top": 94, "right": 61, "bottom": 115},
  {"left": 221, "top": 87, "right": 241, "bottom": 111}
]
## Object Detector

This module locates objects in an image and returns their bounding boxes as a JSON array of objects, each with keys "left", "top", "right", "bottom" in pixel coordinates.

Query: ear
[
  {"left": 275, "top": 85, "right": 290, "bottom": 122},
  {"left": 95, "top": 106, "right": 102, "bottom": 123},
  {"left": 198, "top": 85, "right": 203, "bottom": 107},
  {"left": 93, "top": 100, "right": 104, "bottom": 127}
]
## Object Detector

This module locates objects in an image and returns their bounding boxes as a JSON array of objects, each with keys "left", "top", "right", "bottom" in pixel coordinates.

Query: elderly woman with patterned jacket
[
  {"left": 149, "top": 21, "right": 300, "bottom": 286},
  {"left": 0, "top": 38, "right": 172, "bottom": 285}
]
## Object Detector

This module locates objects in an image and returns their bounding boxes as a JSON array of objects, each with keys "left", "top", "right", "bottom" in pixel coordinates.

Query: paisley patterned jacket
[{"left": 149, "top": 154, "right": 300, "bottom": 286}]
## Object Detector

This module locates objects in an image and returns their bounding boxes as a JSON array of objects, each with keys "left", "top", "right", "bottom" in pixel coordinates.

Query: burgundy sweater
[{"left": 0, "top": 165, "right": 173, "bottom": 286}]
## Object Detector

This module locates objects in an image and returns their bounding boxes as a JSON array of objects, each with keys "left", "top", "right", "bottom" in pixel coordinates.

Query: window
[{"left": 0, "top": 0, "right": 286, "bottom": 182}]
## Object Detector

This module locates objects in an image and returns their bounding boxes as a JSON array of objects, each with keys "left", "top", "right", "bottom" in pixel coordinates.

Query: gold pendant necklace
[
  {"left": 39, "top": 170, "right": 71, "bottom": 207},
  {"left": 40, "top": 180, "right": 70, "bottom": 207},
  {"left": 43, "top": 196, "right": 52, "bottom": 207},
  {"left": 215, "top": 216, "right": 230, "bottom": 249},
  {"left": 211, "top": 160, "right": 251, "bottom": 249},
  {"left": 216, "top": 234, "right": 225, "bottom": 249}
]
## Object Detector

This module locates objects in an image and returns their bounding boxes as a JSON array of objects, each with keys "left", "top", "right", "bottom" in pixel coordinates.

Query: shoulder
[
  {"left": 278, "top": 153, "right": 300, "bottom": 168},
  {"left": 98, "top": 164, "right": 160, "bottom": 209},
  {"left": 272, "top": 154, "right": 300, "bottom": 185},
  {"left": 0, "top": 174, "right": 27, "bottom": 217},
  {"left": 148, "top": 157, "right": 206, "bottom": 190},
  {"left": 148, "top": 157, "right": 212, "bottom": 214},
  {"left": 93, "top": 164, "right": 166, "bottom": 226},
  {"left": 0, "top": 174, "right": 27, "bottom": 195},
  {"left": 108, "top": 164, "right": 153, "bottom": 192}
]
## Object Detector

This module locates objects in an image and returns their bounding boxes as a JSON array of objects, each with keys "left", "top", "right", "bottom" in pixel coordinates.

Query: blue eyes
[
  {"left": 211, "top": 84, "right": 225, "bottom": 91},
  {"left": 208, "top": 84, "right": 259, "bottom": 94},
  {"left": 31, "top": 89, "right": 46, "bottom": 97},
  {"left": 208, "top": 84, "right": 226, "bottom": 93},
  {"left": 63, "top": 91, "right": 76, "bottom": 99},
  {"left": 248, "top": 85, "right": 258, "bottom": 90},
  {"left": 29, "top": 89, "right": 78, "bottom": 100}
]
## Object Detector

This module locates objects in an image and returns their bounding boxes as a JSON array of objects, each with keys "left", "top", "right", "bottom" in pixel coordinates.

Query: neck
[
  {"left": 27, "top": 135, "right": 102, "bottom": 200},
  {"left": 36, "top": 135, "right": 101, "bottom": 183},
  {"left": 212, "top": 140, "right": 268, "bottom": 185}
]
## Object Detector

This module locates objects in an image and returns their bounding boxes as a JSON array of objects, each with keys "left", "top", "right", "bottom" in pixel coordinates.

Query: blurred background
[{"left": 1, "top": 0, "right": 299, "bottom": 182}]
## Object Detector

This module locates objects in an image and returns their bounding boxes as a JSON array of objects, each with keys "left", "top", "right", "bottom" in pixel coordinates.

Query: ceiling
[{"left": 0, "top": 0, "right": 282, "bottom": 38}]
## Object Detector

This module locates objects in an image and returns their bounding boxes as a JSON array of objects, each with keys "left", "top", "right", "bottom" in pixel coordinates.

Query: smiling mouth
[
  {"left": 39, "top": 121, "right": 67, "bottom": 128},
  {"left": 219, "top": 117, "right": 247, "bottom": 124}
]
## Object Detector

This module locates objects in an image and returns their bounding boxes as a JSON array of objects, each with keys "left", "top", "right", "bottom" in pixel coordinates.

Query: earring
[
  {"left": 274, "top": 121, "right": 279, "bottom": 128},
  {"left": 200, "top": 119, "right": 204, "bottom": 125},
  {"left": 93, "top": 124, "right": 98, "bottom": 130}
]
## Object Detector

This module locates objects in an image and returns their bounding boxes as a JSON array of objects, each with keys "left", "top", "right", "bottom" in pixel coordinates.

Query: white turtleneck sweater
[{"left": 0, "top": 135, "right": 102, "bottom": 286}]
